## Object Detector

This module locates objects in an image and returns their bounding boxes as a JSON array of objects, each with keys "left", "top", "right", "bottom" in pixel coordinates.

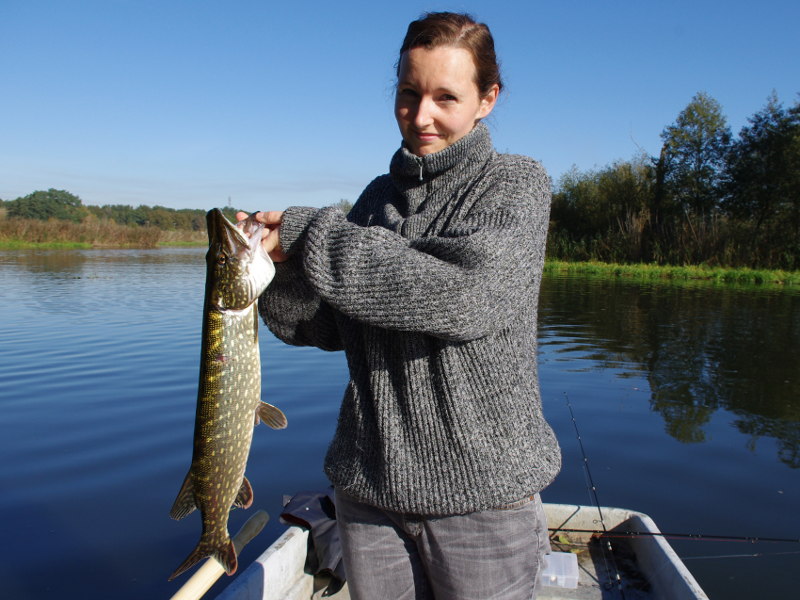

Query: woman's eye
[
  {"left": 439, "top": 94, "right": 457, "bottom": 102},
  {"left": 399, "top": 88, "right": 419, "bottom": 98}
]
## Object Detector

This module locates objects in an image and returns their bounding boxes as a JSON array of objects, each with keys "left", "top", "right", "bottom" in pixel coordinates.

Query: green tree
[
  {"left": 332, "top": 198, "right": 353, "bottom": 214},
  {"left": 7, "top": 189, "right": 88, "bottom": 223},
  {"left": 86, "top": 204, "right": 148, "bottom": 226},
  {"left": 658, "top": 92, "right": 731, "bottom": 220},
  {"left": 723, "top": 93, "right": 800, "bottom": 268},
  {"left": 551, "top": 165, "right": 602, "bottom": 240},
  {"left": 549, "top": 157, "right": 653, "bottom": 262}
]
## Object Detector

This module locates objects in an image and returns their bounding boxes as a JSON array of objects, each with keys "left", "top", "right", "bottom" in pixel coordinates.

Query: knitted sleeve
[
  {"left": 283, "top": 157, "right": 551, "bottom": 342},
  {"left": 257, "top": 257, "right": 343, "bottom": 351}
]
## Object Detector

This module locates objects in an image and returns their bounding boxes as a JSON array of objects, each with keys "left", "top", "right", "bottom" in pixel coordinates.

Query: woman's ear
[{"left": 477, "top": 84, "right": 500, "bottom": 119}]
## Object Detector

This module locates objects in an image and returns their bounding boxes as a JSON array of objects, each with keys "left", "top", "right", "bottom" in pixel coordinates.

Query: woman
[{"left": 248, "top": 12, "right": 560, "bottom": 600}]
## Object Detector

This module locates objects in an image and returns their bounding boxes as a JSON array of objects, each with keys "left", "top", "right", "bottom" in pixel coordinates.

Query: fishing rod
[
  {"left": 681, "top": 550, "right": 800, "bottom": 561},
  {"left": 564, "top": 392, "right": 605, "bottom": 526},
  {"left": 548, "top": 528, "right": 800, "bottom": 545},
  {"left": 563, "top": 392, "right": 625, "bottom": 596},
  {"left": 558, "top": 393, "right": 800, "bottom": 556},
  {"left": 549, "top": 530, "right": 800, "bottom": 562}
]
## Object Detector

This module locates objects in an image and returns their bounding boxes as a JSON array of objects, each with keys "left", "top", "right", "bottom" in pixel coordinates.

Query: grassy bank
[
  {"left": 0, "top": 217, "right": 205, "bottom": 249},
  {"left": 544, "top": 260, "right": 800, "bottom": 287},
  {"left": 3, "top": 217, "right": 798, "bottom": 287}
]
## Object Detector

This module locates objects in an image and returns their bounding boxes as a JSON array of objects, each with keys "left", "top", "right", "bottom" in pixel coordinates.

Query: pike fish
[{"left": 169, "top": 209, "right": 287, "bottom": 581}]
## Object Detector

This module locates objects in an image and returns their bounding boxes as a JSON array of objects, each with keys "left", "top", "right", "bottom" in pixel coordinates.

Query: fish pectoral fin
[
  {"left": 256, "top": 401, "right": 288, "bottom": 430},
  {"left": 233, "top": 476, "right": 254, "bottom": 509},
  {"left": 169, "top": 471, "right": 197, "bottom": 520}
]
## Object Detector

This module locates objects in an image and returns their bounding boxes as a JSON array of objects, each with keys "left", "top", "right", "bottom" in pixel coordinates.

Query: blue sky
[{"left": 1, "top": 1, "right": 798, "bottom": 211}]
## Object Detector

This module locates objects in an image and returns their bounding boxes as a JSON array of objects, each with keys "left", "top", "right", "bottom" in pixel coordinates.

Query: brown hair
[{"left": 397, "top": 12, "right": 503, "bottom": 97}]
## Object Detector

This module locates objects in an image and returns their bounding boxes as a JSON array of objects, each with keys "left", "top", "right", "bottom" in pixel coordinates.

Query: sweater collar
[{"left": 389, "top": 122, "right": 494, "bottom": 185}]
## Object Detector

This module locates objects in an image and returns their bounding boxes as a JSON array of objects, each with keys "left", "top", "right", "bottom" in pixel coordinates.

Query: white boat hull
[{"left": 216, "top": 503, "right": 708, "bottom": 600}]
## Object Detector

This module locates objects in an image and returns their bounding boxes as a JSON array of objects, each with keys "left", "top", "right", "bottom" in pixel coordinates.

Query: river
[{"left": 0, "top": 247, "right": 797, "bottom": 599}]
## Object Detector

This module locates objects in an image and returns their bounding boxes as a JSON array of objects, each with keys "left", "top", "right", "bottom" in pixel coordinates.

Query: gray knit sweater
[{"left": 259, "top": 123, "right": 560, "bottom": 515}]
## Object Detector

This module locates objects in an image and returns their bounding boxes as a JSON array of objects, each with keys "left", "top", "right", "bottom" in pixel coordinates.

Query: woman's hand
[{"left": 236, "top": 211, "right": 288, "bottom": 262}]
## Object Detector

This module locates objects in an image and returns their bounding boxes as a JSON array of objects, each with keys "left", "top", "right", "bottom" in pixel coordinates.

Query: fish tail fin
[
  {"left": 215, "top": 537, "right": 238, "bottom": 575},
  {"left": 168, "top": 534, "right": 237, "bottom": 581},
  {"left": 255, "top": 401, "right": 288, "bottom": 429},
  {"left": 168, "top": 543, "right": 207, "bottom": 581},
  {"left": 169, "top": 471, "right": 197, "bottom": 520}
]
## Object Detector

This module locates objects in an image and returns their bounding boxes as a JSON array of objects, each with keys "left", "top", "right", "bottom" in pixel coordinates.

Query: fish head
[{"left": 205, "top": 209, "right": 275, "bottom": 311}]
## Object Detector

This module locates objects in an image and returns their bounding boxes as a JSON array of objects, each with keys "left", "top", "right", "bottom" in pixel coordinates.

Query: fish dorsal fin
[
  {"left": 169, "top": 471, "right": 197, "bottom": 520},
  {"left": 234, "top": 476, "right": 254, "bottom": 509},
  {"left": 255, "top": 401, "right": 288, "bottom": 429}
]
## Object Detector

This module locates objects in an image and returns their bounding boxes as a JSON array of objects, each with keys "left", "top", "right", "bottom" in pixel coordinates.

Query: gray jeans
[{"left": 335, "top": 489, "right": 550, "bottom": 600}]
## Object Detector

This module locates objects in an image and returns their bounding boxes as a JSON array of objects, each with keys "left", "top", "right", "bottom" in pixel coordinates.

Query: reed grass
[
  {"left": 544, "top": 260, "right": 800, "bottom": 287},
  {"left": 0, "top": 217, "right": 204, "bottom": 249},
  {"left": 156, "top": 229, "right": 207, "bottom": 247}
]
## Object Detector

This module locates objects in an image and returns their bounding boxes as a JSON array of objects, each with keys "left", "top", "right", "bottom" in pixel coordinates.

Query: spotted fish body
[{"left": 169, "top": 209, "right": 286, "bottom": 581}]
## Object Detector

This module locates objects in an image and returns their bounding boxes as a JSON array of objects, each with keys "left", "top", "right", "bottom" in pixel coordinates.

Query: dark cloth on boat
[{"left": 281, "top": 489, "right": 346, "bottom": 596}]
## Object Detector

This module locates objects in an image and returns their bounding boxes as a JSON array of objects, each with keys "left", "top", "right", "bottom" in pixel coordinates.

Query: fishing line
[{"left": 562, "top": 392, "right": 625, "bottom": 596}]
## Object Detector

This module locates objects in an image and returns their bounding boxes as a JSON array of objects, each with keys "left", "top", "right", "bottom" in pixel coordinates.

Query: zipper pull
[{"left": 419, "top": 161, "right": 424, "bottom": 182}]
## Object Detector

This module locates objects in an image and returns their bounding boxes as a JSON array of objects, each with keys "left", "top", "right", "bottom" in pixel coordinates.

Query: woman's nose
[{"left": 413, "top": 97, "right": 434, "bottom": 128}]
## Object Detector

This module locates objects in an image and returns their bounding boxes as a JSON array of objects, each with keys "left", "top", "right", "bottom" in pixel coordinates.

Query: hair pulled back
[{"left": 397, "top": 12, "right": 503, "bottom": 98}]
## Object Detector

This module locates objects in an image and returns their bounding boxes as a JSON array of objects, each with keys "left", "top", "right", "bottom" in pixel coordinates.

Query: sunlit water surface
[{"left": 0, "top": 248, "right": 797, "bottom": 599}]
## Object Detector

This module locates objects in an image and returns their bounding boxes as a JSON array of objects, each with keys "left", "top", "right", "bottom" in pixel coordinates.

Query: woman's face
[{"left": 395, "top": 45, "right": 498, "bottom": 157}]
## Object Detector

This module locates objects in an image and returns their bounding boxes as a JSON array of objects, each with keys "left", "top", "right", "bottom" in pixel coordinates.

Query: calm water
[{"left": 0, "top": 248, "right": 798, "bottom": 599}]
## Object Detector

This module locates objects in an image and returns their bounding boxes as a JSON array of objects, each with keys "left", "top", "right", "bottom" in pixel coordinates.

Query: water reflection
[
  {"left": 540, "top": 274, "right": 800, "bottom": 466},
  {"left": 0, "top": 247, "right": 203, "bottom": 273},
  {"left": 0, "top": 247, "right": 206, "bottom": 316},
  {"left": 1, "top": 251, "right": 796, "bottom": 599}
]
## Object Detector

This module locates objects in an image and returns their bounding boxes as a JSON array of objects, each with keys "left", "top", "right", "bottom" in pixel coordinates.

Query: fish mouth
[
  {"left": 206, "top": 208, "right": 264, "bottom": 256},
  {"left": 205, "top": 208, "right": 274, "bottom": 310}
]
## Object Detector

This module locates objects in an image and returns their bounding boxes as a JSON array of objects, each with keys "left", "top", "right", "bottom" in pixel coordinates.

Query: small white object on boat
[{"left": 212, "top": 503, "right": 708, "bottom": 600}]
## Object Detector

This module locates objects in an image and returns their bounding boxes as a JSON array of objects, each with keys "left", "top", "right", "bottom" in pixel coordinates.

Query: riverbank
[
  {"left": 2, "top": 218, "right": 798, "bottom": 287},
  {"left": 545, "top": 260, "right": 800, "bottom": 287},
  {"left": 0, "top": 241, "right": 207, "bottom": 249}
]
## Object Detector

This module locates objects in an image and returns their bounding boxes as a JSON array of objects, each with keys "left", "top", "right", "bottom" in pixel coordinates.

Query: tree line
[
  {"left": 549, "top": 91, "right": 800, "bottom": 270},
  {"left": 0, "top": 190, "right": 241, "bottom": 232}
]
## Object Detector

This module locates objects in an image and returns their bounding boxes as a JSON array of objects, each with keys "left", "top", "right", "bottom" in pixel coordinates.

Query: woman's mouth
[{"left": 415, "top": 131, "right": 442, "bottom": 142}]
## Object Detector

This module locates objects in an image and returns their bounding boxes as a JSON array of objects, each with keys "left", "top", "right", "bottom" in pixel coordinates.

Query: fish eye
[{"left": 217, "top": 254, "right": 227, "bottom": 265}]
